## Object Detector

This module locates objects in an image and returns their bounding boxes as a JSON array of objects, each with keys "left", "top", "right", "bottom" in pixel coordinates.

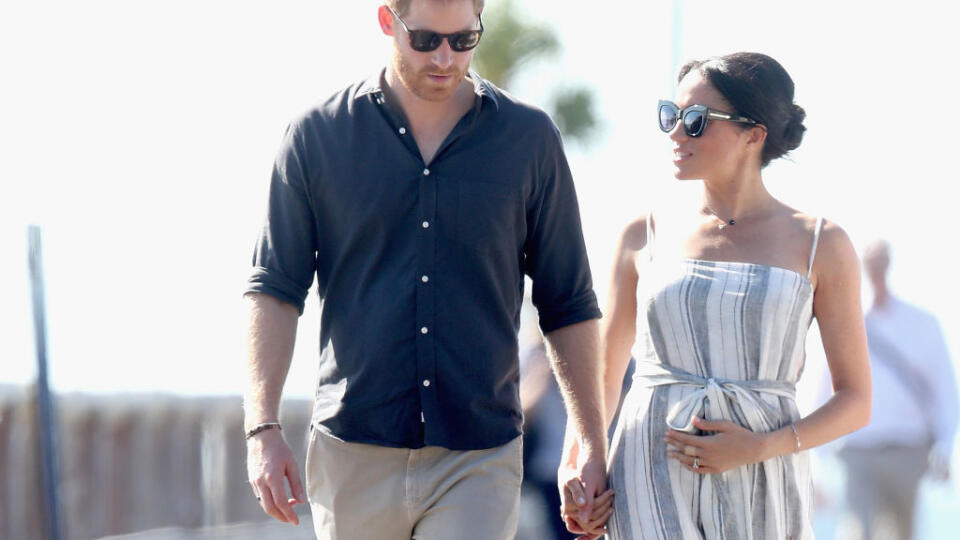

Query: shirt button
[
  {"left": 421, "top": 326, "right": 429, "bottom": 334},
  {"left": 421, "top": 275, "right": 429, "bottom": 283},
  {"left": 423, "top": 168, "right": 430, "bottom": 176},
  {"left": 399, "top": 127, "right": 407, "bottom": 135},
  {"left": 422, "top": 221, "right": 430, "bottom": 229},
  {"left": 423, "top": 379, "right": 431, "bottom": 387}
]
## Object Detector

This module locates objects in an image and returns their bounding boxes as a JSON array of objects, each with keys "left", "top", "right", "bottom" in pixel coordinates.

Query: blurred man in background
[{"left": 836, "top": 239, "right": 958, "bottom": 539}]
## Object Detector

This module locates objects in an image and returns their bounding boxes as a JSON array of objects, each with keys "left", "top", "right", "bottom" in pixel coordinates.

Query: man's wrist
[
  {"left": 577, "top": 432, "right": 608, "bottom": 461},
  {"left": 242, "top": 408, "right": 280, "bottom": 432},
  {"left": 245, "top": 421, "right": 282, "bottom": 440}
]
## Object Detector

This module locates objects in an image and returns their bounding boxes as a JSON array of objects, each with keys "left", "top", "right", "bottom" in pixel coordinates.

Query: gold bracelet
[
  {"left": 789, "top": 424, "right": 802, "bottom": 453},
  {"left": 245, "top": 422, "right": 282, "bottom": 440}
]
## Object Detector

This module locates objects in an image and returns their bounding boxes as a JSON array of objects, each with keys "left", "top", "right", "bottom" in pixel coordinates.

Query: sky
[{"left": 2, "top": 1, "right": 958, "bottom": 407}]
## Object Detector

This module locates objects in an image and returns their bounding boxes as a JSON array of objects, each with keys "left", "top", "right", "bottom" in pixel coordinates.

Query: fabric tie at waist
[{"left": 634, "top": 362, "right": 797, "bottom": 434}]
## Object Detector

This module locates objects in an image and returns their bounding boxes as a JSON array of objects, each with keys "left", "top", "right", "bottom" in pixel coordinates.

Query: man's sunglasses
[
  {"left": 388, "top": 6, "right": 484, "bottom": 52},
  {"left": 658, "top": 100, "right": 758, "bottom": 137}
]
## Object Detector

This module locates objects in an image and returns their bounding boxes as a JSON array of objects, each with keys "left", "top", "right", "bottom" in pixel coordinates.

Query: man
[
  {"left": 242, "top": 1, "right": 607, "bottom": 538},
  {"left": 836, "top": 240, "right": 958, "bottom": 539}
]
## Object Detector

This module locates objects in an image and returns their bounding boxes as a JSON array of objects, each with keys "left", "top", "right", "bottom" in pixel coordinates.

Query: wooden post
[{"left": 27, "top": 225, "right": 65, "bottom": 540}]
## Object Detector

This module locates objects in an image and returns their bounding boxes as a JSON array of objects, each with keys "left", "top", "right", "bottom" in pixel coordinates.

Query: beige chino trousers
[
  {"left": 305, "top": 427, "right": 522, "bottom": 540},
  {"left": 838, "top": 444, "right": 930, "bottom": 540}
]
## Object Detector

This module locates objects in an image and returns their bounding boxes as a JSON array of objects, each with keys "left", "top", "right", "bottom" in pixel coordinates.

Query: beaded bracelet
[
  {"left": 789, "top": 424, "right": 802, "bottom": 453},
  {"left": 245, "top": 422, "right": 282, "bottom": 440}
]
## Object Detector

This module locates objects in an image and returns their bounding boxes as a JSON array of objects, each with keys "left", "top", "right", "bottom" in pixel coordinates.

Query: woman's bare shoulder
[
  {"left": 786, "top": 210, "right": 853, "bottom": 253},
  {"left": 787, "top": 211, "right": 858, "bottom": 285},
  {"left": 815, "top": 218, "right": 858, "bottom": 270},
  {"left": 619, "top": 215, "right": 650, "bottom": 253}
]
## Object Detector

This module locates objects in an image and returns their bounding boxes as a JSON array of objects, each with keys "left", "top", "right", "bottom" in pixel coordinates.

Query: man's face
[
  {"left": 862, "top": 241, "right": 890, "bottom": 287},
  {"left": 389, "top": 0, "right": 480, "bottom": 102}
]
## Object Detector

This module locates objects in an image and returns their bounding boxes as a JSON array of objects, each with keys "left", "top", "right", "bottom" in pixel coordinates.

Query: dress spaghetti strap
[
  {"left": 807, "top": 216, "right": 824, "bottom": 278},
  {"left": 646, "top": 212, "right": 656, "bottom": 261}
]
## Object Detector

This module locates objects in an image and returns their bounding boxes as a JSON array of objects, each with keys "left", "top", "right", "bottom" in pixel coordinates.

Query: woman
[{"left": 561, "top": 52, "right": 871, "bottom": 539}]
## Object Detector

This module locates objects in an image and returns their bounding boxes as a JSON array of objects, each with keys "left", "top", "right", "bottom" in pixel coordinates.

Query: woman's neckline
[{"left": 681, "top": 257, "right": 812, "bottom": 286}]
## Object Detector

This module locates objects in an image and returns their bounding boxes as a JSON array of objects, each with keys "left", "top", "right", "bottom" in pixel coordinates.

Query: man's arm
[
  {"left": 244, "top": 292, "right": 305, "bottom": 525},
  {"left": 926, "top": 318, "right": 958, "bottom": 479},
  {"left": 522, "top": 116, "right": 605, "bottom": 535},
  {"left": 544, "top": 319, "right": 607, "bottom": 529}
]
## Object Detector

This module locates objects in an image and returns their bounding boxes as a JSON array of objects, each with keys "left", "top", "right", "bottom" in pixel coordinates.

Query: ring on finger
[{"left": 693, "top": 457, "right": 700, "bottom": 470}]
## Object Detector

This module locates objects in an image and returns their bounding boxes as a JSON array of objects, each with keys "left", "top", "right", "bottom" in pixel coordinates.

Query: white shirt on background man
[{"left": 841, "top": 296, "right": 958, "bottom": 464}]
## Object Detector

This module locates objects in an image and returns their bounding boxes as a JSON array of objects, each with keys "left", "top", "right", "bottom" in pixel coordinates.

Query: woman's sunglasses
[
  {"left": 658, "top": 100, "right": 758, "bottom": 137},
  {"left": 388, "top": 6, "right": 484, "bottom": 52}
]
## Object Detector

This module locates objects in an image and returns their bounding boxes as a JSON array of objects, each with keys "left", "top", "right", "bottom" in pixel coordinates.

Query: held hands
[
  {"left": 246, "top": 429, "right": 306, "bottom": 525},
  {"left": 558, "top": 442, "right": 613, "bottom": 539},
  {"left": 561, "top": 485, "right": 615, "bottom": 539},
  {"left": 665, "top": 417, "right": 767, "bottom": 474}
]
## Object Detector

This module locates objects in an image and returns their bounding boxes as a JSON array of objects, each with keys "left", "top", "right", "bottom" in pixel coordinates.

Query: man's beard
[{"left": 393, "top": 50, "right": 466, "bottom": 102}]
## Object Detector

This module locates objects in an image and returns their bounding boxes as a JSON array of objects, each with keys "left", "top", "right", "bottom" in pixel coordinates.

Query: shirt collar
[
  {"left": 469, "top": 70, "right": 500, "bottom": 110},
  {"left": 355, "top": 68, "right": 500, "bottom": 111}
]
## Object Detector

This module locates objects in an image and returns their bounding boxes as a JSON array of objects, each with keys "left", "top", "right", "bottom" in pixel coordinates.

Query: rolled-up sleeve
[
  {"left": 245, "top": 122, "right": 318, "bottom": 314},
  {"left": 524, "top": 124, "right": 601, "bottom": 333}
]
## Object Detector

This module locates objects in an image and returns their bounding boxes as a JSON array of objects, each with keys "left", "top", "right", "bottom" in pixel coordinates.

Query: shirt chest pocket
[{"left": 455, "top": 179, "right": 521, "bottom": 254}]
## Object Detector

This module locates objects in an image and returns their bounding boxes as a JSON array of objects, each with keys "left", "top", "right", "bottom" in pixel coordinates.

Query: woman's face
[{"left": 668, "top": 72, "right": 755, "bottom": 181}]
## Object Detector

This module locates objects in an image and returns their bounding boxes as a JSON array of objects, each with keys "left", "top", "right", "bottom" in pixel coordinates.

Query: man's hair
[{"left": 385, "top": 0, "right": 484, "bottom": 18}]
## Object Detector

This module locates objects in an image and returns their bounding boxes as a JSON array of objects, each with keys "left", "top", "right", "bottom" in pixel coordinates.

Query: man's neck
[
  {"left": 383, "top": 66, "right": 475, "bottom": 164},
  {"left": 384, "top": 66, "right": 472, "bottom": 127},
  {"left": 872, "top": 286, "right": 892, "bottom": 310}
]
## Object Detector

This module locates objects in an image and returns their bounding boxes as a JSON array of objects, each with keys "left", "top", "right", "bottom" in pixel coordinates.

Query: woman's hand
[{"left": 664, "top": 417, "right": 770, "bottom": 474}]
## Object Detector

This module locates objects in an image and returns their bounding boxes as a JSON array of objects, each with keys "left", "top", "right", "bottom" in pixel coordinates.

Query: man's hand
[
  {"left": 559, "top": 441, "right": 610, "bottom": 538},
  {"left": 928, "top": 443, "right": 952, "bottom": 482},
  {"left": 246, "top": 429, "right": 306, "bottom": 525}
]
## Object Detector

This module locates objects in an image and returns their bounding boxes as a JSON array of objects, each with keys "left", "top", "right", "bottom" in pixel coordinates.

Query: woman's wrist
[{"left": 758, "top": 427, "right": 795, "bottom": 462}]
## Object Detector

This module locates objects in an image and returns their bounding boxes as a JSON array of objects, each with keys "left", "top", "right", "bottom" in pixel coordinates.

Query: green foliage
[
  {"left": 552, "top": 87, "right": 596, "bottom": 142},
  {"left": 471, "top": 0, "right": 597, "bottom": 144},
  {"left": 471, "top": 0, "right": 559, "bottom": 88}
]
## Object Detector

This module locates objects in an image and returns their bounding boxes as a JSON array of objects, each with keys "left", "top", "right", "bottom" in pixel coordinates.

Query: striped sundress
[{"left": 606, "top": 216, "right": 823, "bottom": 540}]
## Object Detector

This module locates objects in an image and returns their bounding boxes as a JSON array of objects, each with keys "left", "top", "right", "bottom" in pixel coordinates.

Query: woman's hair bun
[{"left": 782, "top": 104, "right": 806, "bottom": 152}]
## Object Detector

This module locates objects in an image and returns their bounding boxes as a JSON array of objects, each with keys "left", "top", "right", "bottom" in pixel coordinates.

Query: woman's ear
[{"left": 746, "top": 125, "right": 767, "bottom": 149}]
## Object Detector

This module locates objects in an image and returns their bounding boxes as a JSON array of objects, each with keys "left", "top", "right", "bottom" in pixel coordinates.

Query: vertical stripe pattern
[{"left": 608, "top": 257, "right": 816, "bottom": 540}]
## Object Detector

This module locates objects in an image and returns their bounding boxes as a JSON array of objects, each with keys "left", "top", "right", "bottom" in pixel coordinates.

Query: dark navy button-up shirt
[{"left": 246, "top": 70, "right": 600, "bottom": 450}]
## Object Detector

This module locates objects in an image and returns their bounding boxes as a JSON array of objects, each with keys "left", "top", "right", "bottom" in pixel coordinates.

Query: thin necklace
[{"left": 702, "top": 205, "right": 736, "bottom": 229}]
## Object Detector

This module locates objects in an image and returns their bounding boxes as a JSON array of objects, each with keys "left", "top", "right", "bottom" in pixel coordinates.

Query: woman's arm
[
  {"left": 559, "top": 216, "right": 647, "bottom": 536},
  {"left": 781, "top": 220, "right": 872, "bottom": 450},
  {"left": 600, "top": 217, "right": 647, "bottom": 429}
]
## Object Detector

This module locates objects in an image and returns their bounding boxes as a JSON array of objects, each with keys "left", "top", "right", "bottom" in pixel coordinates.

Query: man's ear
[{"left": 378, "top": 5, "right": 396, "bottom": 36}]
